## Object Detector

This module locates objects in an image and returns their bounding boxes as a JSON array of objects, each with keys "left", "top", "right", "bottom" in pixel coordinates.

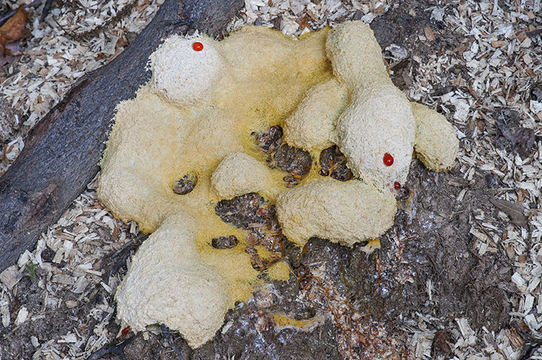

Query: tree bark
[{"left": 0, "top": 0, "right": 244, "bottom": 272}]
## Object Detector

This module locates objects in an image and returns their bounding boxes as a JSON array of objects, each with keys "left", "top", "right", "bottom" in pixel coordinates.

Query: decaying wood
[{"left": 0, "top": 0, "right": 244, "bottom": 272}]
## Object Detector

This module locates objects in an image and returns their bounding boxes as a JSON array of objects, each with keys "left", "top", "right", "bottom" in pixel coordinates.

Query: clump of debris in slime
[{"left": 97, "top": 21, "right": 459, "bottom": 348}]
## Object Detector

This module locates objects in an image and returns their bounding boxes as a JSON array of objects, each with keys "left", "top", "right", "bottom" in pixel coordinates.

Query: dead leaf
[
  {"left": 490, "top": 198, "right": 529, "bottom": 228},
  {"left": 431, "top": 329, "right": 452, "bottom": 356},
  {"left": 0, "top": 41, "right": 21, "bottom": 66},
  {"left": 514, "top": 127, "right": 535, "bottom": 158},
  {"left": 296, "top": 15, "right": 310, "bottom": 30},
  {"left": 0, "top": 7, "right": 27, "bottom": 56},
  {"left": 374, "top": 5, "right": 386, "bottom": 16}
]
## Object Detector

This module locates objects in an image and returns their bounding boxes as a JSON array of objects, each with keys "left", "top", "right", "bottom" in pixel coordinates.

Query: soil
[
  {"left": 272, "top": 143, "right": 313, "bottom": 177},
  {"left": 319, "top": 145, "right": 353, "bottom": 181},
  {"left": 0, "top": 0, "right": 534, "bottom": 359}
]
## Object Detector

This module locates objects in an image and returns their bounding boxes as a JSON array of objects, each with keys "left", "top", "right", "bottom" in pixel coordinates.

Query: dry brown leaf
[
  {"left": 0, "top": 42, "right": 19, "bottom": 67},
  {"left": 0, "top": 7, "right": 27, "bottom": 56},
  {"left": 490, "top": 198, "right": 529, "bottom": 228},
  {"left": 296, "top": 15, "right": 310, "bottom": 30}
]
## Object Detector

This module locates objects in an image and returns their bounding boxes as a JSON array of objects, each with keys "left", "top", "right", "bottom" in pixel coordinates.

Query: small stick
[
  {"left": 40, "top": 0, "right": 54, "bottom": 22},
  {"left": 373, "top": 253, "right": 382, "bottom": 296},
  {"left": 87, "top": 335, "right": 136, "bottom": 360},
  {"left": 160, "top": 324, "right": 185, "bottom": 360}
]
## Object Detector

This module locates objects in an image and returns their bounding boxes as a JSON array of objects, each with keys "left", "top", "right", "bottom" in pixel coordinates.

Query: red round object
[
  {"left": 394, "top": 181, "right": 401, "bottom": 190},
  {"left": 383, "top": 153, "right": 394, "bottom": 166},
  {"left": 121, "top": 326, "right": 131, "bottom": 335},
  {"left": 192, "top": 41, "right": 204, "bottom": 51}
]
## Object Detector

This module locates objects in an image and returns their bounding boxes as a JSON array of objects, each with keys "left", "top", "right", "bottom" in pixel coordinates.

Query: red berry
[
  {"left": 192, "top": 42, "right": 204, "bottom": 51},
  {"left": 383, "top": 153, "right": 394, "bottom": 166},
  {"left": 394, "top": 181, "right": 401, "bottom": 190}
]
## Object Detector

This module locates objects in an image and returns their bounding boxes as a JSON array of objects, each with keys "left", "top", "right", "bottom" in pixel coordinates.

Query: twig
[
  {"left": 40, "top": 0, "right": 54, "bottom": 21},
  {"left": 160, "top": 324, "right": 185, "bottom": 360},
  {"left": 87, "top": 335, "right": 136, "bottom": 360},
  {"left": 108, "top": 233, "right": 147, "bottom": 277}
]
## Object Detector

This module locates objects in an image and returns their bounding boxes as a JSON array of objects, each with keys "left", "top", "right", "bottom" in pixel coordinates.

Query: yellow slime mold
[{"left": 98, "top": 22, "right": 458, "bottom": 348}]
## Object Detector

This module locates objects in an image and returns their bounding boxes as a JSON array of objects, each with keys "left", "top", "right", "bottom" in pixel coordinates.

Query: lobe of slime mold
[
  {"left": 276, "top": 178, "right": 397, "bottom": 246},
  {"left": 150, "top": 35, "right": 223, "bottom": 106},
  {"left": 326, "top": 22, "right": 416, "bottom": 190}
]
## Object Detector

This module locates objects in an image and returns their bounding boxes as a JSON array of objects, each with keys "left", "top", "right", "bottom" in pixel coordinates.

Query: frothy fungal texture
[{"left": 97, "top": 21, "right": 459, "bottom": 348}]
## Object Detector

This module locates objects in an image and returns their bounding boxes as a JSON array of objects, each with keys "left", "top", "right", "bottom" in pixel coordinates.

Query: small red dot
[
  {"left": 192, "top": 41, "right": 204, "bottom": 51},
  {"left": 394, "top": 182, "right": 401, "bottom": 190},
  {"left": 383, "top": 153, "right": 394, "bottom": 166},
  {"left": 122, "top": 326, "right": 131, "bottom": 335}
]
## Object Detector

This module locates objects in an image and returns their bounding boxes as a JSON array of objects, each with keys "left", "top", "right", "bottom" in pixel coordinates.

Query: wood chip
[
  {"left": 424, "top": 26, "right": 436, "bottom": 42},
  {"left": 491, "top": 40, "right": 507, "bottom": 48},
  {"left": 0, "top": 265, "right": 20, "bottom": 290}
]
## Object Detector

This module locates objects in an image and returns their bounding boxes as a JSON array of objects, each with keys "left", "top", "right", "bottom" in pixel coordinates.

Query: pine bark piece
[{"left": 0, "top": 0, "right": 244, "bottom": 272}]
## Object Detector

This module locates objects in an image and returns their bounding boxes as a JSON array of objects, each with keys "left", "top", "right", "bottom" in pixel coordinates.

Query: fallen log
[{"left": 0, "top": 0, "right": 244, "bottom": 272}]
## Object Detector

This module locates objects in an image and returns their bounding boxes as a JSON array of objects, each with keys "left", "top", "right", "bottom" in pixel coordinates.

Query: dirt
[
  {"left": 272, "top": 143, "right": 313, "bottom": 177},
  {"left": 319, "top": 145, "right": 353, "bottom": 181},
  {"left": 216, "top": 192, "right": 284, "bottom": 271},
  {"left": 1, "top": 274, "right": 118, "bottom": 358},
  {"left": 215, "top": 192, "right": 271, "bottom": 230},
  {"left": 494, "top": 109, "right": 536, "bottom": 158},
  {"left": 253, "top": 125, "right": 283, "bottom": 154},
  {"left": 390, "top": 161, "right": 512, "bottom": 332},
  {"left": 253, "top": 125, "right": 313, "bottom": 180}
]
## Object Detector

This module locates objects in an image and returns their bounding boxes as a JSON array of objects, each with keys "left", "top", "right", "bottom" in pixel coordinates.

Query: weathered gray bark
[{"left": 0, "top": 0, "right": 244, "bottom": 272}]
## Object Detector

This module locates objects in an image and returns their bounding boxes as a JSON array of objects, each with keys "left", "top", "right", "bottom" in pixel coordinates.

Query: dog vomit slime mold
[{"left": 97, "top": 21, "right": 459, "bottom": 348}]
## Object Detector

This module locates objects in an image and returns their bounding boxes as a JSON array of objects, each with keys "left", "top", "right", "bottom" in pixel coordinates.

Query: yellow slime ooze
[
  {"left": 267, "top": 261, "right": 291, "bottom": 281},
  {"left": 99, "top": 22, "right": 459, "bottom": 349}
]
